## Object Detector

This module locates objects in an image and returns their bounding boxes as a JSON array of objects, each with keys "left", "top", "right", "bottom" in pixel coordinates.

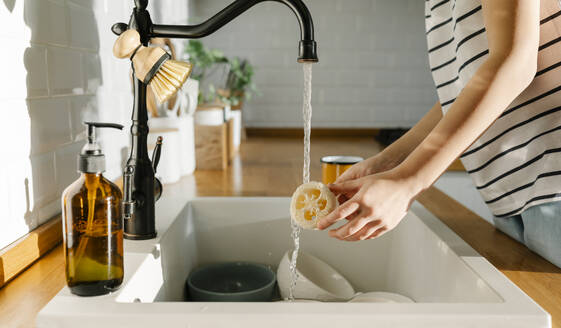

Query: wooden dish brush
[{"left": 113, "top": 29, "right": 193, "bottom": 104}]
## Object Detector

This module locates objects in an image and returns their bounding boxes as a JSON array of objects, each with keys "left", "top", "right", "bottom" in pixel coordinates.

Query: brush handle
[
  {"left": 113, "top": 29, "right": 142, "bottom": 59},
  {"left": 114, "top": 29, "right": 168, "bottom": 83}
]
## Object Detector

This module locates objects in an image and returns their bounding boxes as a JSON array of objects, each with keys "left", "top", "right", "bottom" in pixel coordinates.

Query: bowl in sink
[
  {"left": 186, "top": 262, "right": 276, "bottom": 302},
  {"left": 277, "top": 250, "right": 355, "bottom": 301}
]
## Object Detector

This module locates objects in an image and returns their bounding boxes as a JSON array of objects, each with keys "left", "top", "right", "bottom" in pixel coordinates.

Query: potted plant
[
  {"left": 184, "top": 40, "right": 229, "bottom": 106},
  {"left": 222, "top": 57, "right": 257, "bottom": 110},
  {"left": 184, "top": 41, "right": 257, "bottom": 110}
]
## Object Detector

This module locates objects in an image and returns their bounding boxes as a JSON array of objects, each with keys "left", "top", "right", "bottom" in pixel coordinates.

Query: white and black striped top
[{"left": 425, "top": 0, "right": 561, "bottom": 217}]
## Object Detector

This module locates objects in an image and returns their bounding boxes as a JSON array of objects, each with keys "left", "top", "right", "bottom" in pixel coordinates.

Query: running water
[
  {"left": 302, "top": 64, "right": 313, "bottom": 185},
  {"left": 288, "top": 63, "right": 313, "bottom": 301}
]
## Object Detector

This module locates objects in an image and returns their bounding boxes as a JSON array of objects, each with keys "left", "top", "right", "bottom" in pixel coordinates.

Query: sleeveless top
[{"left": 425, "top": 0, "right": 561, "bottom": 217}]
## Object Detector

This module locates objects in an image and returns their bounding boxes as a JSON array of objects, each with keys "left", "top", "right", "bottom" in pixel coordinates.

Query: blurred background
[{"left": 1, "top": 0, "right": 492, "bottom": 254}]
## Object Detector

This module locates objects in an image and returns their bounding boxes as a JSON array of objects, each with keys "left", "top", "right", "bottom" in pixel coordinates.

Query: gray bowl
[{"left": 186, "top": 262, "right": 276, "bottom": 302}]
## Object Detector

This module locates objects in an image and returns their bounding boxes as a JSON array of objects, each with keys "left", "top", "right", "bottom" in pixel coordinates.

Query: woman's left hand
[{"left": 317, "top": 171, "right": 421, "bottom": 241}]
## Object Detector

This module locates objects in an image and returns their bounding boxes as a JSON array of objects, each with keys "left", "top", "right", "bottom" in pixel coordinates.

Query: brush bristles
[{"left": 149, "top": 59, "right": 193, "bottom": 104}]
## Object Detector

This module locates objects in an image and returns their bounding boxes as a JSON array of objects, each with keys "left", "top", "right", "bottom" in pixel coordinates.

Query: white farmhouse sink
[{"left": 38, "top": 197, "right": 550, "bottom": 328}]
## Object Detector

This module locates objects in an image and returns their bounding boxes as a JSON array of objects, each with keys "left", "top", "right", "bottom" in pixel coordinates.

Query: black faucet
[{"left": 113, "top": 0, "right": 318, "bottom": 240}]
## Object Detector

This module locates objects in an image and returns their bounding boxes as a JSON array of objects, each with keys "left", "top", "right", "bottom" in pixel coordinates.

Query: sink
[{"left": 38, "top": 197, "right": 550, "bottom": 327}]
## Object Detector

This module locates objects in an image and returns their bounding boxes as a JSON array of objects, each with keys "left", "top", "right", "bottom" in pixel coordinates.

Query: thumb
[
  {"left": 334, "top": 169, "right": 355, "bottom": 184},
  {"left": 328, "top": 179, "right": 360, "bottom": 194}
]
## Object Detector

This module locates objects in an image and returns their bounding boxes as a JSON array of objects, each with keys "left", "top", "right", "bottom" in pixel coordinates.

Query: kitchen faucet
[{"left": 113, "top": 0, "right": 318, "bottom": 240}]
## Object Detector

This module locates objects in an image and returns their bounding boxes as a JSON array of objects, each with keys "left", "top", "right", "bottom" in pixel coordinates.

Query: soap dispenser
[{"left": 61, "top": 122, "right": 125, "bottom": 296}]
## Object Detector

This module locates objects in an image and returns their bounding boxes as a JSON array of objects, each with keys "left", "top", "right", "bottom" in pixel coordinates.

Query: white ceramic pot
[
  {"left": 195, "top": 103, "right": 231, "bottom": 126},
  {"left": 195, "top": 108, "right": 224, "bottom": 126},
  {"left": 182, "top": 79, "right": 199, "bottom": 115},
  {"left": 229, "top": 109, "right": 242, "bottom": 150},
  {"left": 147, "top": 129, "right": 181, "bottom": 184},
  {"left": 277, "top": 250, "right": 355, "bottom": 302}
]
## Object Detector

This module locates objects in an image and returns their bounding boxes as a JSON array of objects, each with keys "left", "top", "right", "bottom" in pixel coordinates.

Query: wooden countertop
[{"left": 1, "top": 137, "right": 560, "bottom": 327}]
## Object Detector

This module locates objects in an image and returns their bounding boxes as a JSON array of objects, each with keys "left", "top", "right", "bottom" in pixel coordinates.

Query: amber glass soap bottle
[{"left": 62, "top": 122, "right": 124, "bottom": 296}]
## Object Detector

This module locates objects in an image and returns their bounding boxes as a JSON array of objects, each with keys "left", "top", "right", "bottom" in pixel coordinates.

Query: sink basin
[{"left": 38, "top": 197, "right": 550, "bottom": 327}]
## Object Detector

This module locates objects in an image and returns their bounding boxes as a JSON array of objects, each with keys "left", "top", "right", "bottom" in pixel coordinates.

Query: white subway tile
[
  {"left": 83, "top": 53, "right": 102, "bottom": 94},
  {"left": 55, "top": 141, "right": 84, "bottom": 194},
  {"left": 307, "top": 0, "right": 337, "bottom": 13},
  {"left": 47, "top": 47, "right": 84, "bottom": 95},
  {"left": 356, "top": 51, "right": 395, "bottom": 69},
  {"left": 336, "top": 0, "right": 372, "bottom": 13},
  {"left": 24, "top": 45, "right": 49, "bottom": 98},
  {"left": 37, "top": 199, "right": 61, "bottom": 225},
  {"left": 370, "top": 69, "right": 410, "bottom": 88},
  {"left": 25, "top": 0, "right": 69, "bottom": 46},
  {"left": 68, "top": 3, "right": 99, "bottom": 51},
  {"left": 67, "top": 0, "right": 94, "bottom": 9},
  {"left": 5, "top": 160, "right": 38, "bottom": 234},
  {"left": 27, "top": 97, "right": 72, "bottom": 154},
  {"left": 69, "top": 96, "right": 98, "bottom": 141},
  {"left": 319, "top": 52, "right": 360, "bottom": 69},
  {"left": 30, "top": 152, "right": 57, "bottom": 208},
  {"left": 254, "top": 68, "right": 300, "bottom": 86}
]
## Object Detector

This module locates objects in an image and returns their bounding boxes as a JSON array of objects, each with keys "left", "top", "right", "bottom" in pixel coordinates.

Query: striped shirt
[{"left": 425, "top": 0, "right": 561, "bottom": 217}]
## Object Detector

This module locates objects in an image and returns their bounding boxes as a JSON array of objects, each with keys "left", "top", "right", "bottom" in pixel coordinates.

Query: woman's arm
[
  {"left": 318, "top": 0, "right": 540, "bottom": 240},
  {"left": 382, "top": 101, "right": 444, "bottom": 167},
  {"left": 396, "top": 0, "right": 540, "bottom": 193},
  {"left": 336, "top": 102, "right": 443, "bottom": 183}
]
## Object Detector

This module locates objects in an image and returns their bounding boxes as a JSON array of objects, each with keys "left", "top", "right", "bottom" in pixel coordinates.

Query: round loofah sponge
[{"left": 290, "top": 181, "right": 338, "bottom": 229}]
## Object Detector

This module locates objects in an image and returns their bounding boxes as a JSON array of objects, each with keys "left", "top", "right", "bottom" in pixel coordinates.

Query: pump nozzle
[
  {"left": 79, "top": 122, "right": 124, "bottom": 173},
  {"left": 85, "top": 122, "right": 124, "bottom": 144}
]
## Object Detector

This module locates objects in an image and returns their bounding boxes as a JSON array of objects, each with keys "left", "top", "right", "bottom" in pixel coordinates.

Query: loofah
[{"left": 290, "top": 181, "right": 338, "bottom": 229}]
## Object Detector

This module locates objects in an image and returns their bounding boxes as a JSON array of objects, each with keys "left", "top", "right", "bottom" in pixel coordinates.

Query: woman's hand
[
  {"left": 317, "top": 171, "right": 421, "bottom": 241},
  {"left": 336, "top": 153, "right": 403, "bottom": 184}
]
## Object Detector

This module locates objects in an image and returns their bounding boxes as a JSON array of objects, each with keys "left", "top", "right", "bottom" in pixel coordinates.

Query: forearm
[
  {"left": 395, "top": 55, "right": 536, "bottom": 192},
  {"left": 392, "top": 0, "right": 540, "bottom": 193},
  {"left": 381, "top": 102, "right": 443, "bottom": 164}
]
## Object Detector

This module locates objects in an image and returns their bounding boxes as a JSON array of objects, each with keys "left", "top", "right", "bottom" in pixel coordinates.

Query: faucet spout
[{"left": 150, "top": 0, "right": 318, "bottom": 62}]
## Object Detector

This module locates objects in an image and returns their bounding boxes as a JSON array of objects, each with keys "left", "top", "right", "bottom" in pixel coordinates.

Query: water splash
[{"left": 288, "top": 63, "right": 313, "bottom": 301}]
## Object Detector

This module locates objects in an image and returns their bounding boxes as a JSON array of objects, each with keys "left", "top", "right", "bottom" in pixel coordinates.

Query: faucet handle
[
  {"left": 123, "top": 165, "right": 135, "bottom": 220},
  {"left": 152, "top": 136, "right": 163, "bottom": 173}
]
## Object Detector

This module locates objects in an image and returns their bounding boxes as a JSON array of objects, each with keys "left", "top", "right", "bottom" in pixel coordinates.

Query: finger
[
  {"left": 317, "top": 200, "right": 360, "bottom": 230},
  {"left": 345, "top": 220, "right": 383, "bottom": 241},
  {"left": 327, "top": 179, "right": 361, "bottom": 194},
  {"left": 328, "top": 211, "right": 374, "bottom": 240},
  {"left": 334, "top": 170, "right": 355, "bottom": 184},
  {"left": 366, "top": 226, "right": 388, "bottom": 240},
  {"left": 336, "top": 194, "right": 357, "bottom": 221}
]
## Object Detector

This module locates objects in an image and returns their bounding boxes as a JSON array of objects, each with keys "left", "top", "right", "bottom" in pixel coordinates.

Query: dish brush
[{"left": 113, "top": 29, "right": 193, "bottom": 103}]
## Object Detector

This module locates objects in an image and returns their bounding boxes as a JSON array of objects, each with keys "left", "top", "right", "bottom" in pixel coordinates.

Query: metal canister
[{"left": 321, "top": 156, "right": 364, "bottom": 184}]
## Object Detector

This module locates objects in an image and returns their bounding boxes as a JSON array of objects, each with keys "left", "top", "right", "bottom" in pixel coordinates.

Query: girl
[{"left": 318, "top": 0, "right": 561, "bottom": 268}]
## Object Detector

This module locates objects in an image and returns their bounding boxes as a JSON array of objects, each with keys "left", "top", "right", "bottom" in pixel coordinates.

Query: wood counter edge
[{"left": 0, "top": 215, "right": 62, "bottom": 288}]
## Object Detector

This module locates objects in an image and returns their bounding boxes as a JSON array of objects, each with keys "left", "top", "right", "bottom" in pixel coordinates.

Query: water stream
[{"left": 288, "top": 63, "right": 313, "bottom": 300}]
